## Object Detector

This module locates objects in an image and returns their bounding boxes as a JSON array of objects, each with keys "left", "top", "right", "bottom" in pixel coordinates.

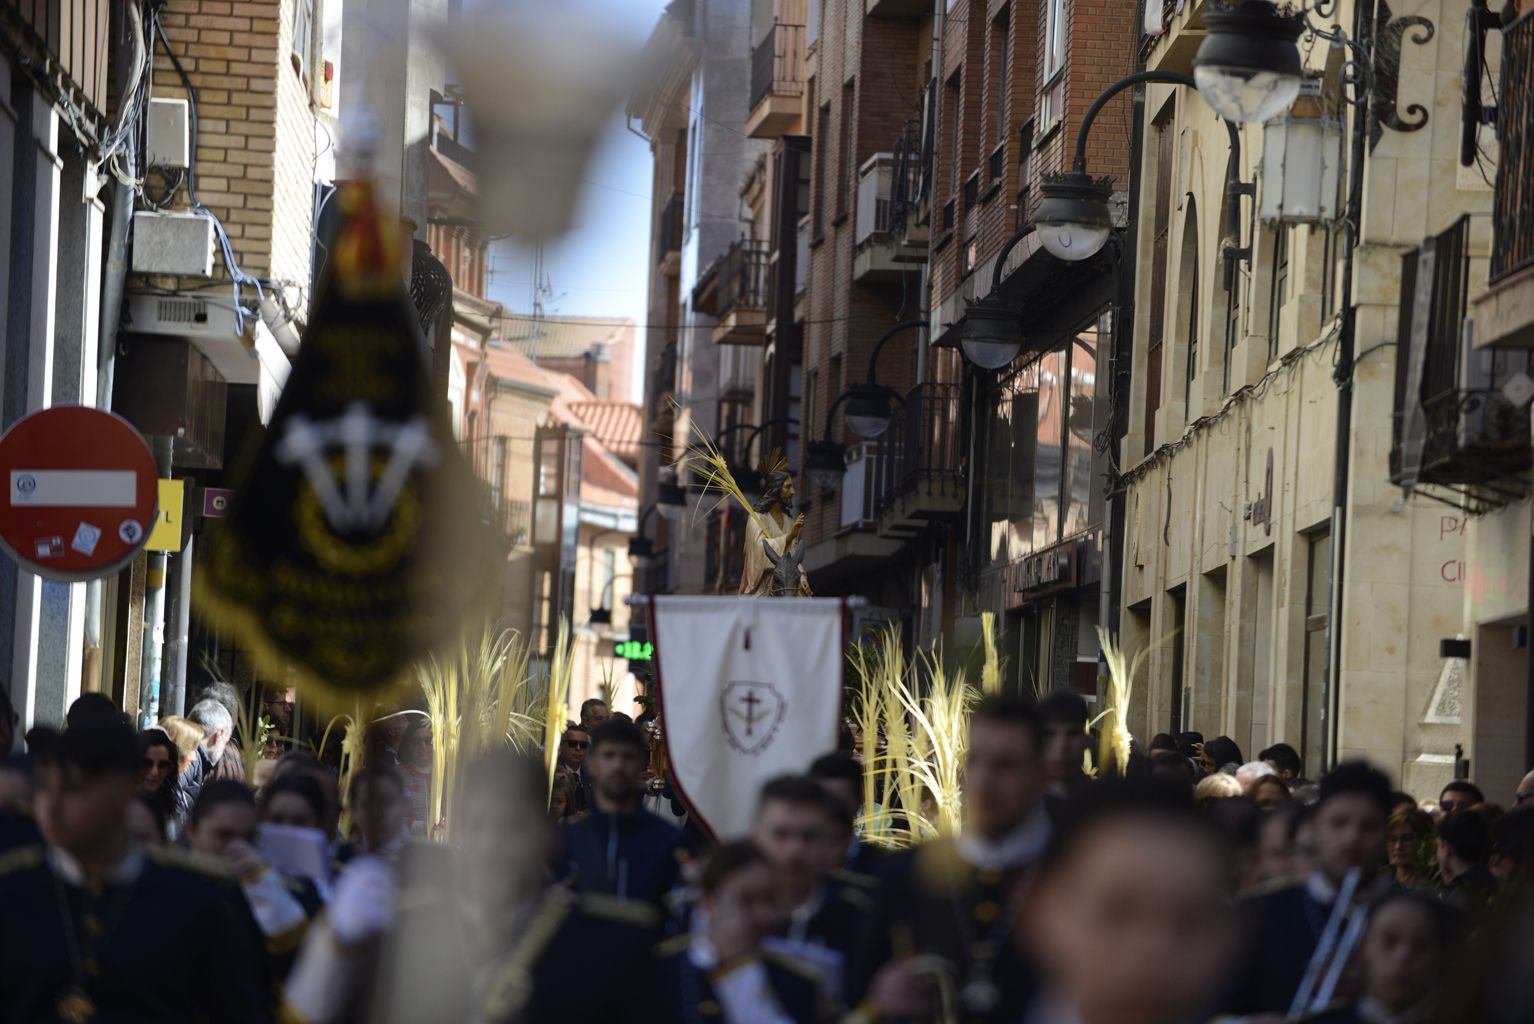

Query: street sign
[
  {"left": 201, "top": 486, "right": 235, "bottom": 518},
  {"left": 146, "top": 479, "right": 186, "bottom": 553},
  {"left": 0, "top": 406, "right": 159, "bottom": 581}
]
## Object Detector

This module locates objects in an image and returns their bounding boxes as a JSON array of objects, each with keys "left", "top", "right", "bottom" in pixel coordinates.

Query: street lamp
[
  {"left": 960, "top": 296, "right": 1027, "bottom": 370},
  {"left": 805, "top": 439, "right": 846, "bottom": 494},
  {"left": 845, "top": 320, "right": 928, "bottom": 438},
  {"left": 1191, "top": 0, "right": 1305, "bottom": 125},
  {"left": 1036, "top": 71, "right": 1254, "bottom": 266}
]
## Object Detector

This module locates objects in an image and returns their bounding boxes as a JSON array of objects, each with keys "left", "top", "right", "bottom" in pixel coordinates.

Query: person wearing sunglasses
[
  {"left": 138, "top": 729, "right": 179, "bottom": 841},
  {"left": 559, "top": 727, "right": 592, "bottom": 814},
  {"left": 1440, "top": 780, "right": 1486, "bottom": 814}
]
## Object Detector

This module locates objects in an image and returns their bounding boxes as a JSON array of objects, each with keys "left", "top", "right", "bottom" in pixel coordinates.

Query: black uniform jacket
[
  {"left": 651, "top": 935, "right": 828, "bottom": 1024},
  {"left": 375, "top": 844, "right": 662, "bottom": 1024},
  {"left": 558, "top": 807, "right": 692, "bottom": 911},
  {"left": 1219, "top": 880, "right": 1328, "bottom": 1017},
  {"left": 871, "top": 838, "right": 1041, "bottom": 1024},
  {"left": 0, "top": 842, "right": 271, "bottom": 1024}
]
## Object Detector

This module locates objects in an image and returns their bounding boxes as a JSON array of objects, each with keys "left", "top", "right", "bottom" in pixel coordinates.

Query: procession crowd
[{"left": 1, "top": 684, "right": 1533, "bottom": 1024}]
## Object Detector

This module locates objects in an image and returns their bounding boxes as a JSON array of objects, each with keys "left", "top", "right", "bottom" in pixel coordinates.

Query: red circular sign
[{"left": 0, "top": 406, "right": 159, "bottom": 582}]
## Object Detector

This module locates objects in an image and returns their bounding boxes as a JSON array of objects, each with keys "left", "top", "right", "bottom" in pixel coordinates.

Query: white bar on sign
[{"left": 10, "top": 470, "right": 138, "bottom": 508}]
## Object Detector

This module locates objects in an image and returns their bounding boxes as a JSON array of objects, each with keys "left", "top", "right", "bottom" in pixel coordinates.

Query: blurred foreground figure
[
  {"left": 370, "top": 750, "right": 659, "bottom": 1024},
  {"left": 1024, "top": 780, "right": 1236, "bottom": 1024},
  {"left": 866, "top": 696, "right": 1050, "bottom": 1023},
  {"left": 0, "top": 719, "right": 271, "bottom": 1022},
  {"left": 1302, "top": 890, "right": 1460, "bottom": 1024},
  {"left": 752, "top": 776, "right": 877, "bottom": 1009},
  {"left": 652, "top": 841, "right": 826, "bottom": 1023},
  {"left": 1219, "top": 762, "right": 1394, "bottom": 1017}
]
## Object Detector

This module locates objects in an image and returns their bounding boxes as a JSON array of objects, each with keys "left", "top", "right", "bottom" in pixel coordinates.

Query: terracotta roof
[
  {"left": 483, "top": 345, "right": 559, "bottom": 395},
  {"left": 497, "top": 316, "right": 634, "bottom": 360},
  {"left": 479, "top": 344, "right": 637, "bottom": 504},
  {"left": 567, "top": 401, "right": 643, "bottom": 464}
]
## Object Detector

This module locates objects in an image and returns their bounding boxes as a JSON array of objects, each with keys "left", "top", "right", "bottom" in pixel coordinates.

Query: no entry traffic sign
[{"left": 0, "top": 406, "right": 159, "bottom": 581}]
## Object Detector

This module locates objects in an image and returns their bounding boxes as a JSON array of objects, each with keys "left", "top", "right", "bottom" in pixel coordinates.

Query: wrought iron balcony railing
[
  {"left": 718, "top": 239, "right": 770, "bottom": 318},
  {"left": 1390, "top": 215, "right": 1531, "bottom": 505},
  {"left": 657, "top": 193, "right": 684, "bottom": 266},
  {"left": 1491, "top": 11, "right": 1534, "bottom": 284}
]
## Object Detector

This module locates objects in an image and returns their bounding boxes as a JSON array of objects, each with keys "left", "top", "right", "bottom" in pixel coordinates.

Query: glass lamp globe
[
  {"left": 961, "top": 298, "right": 1025, "bottom": 371},
  {"left": 845, "top": 386, "right": 894, "bottom": 439},
  {"left": 1036, "top": 221, "right": 1113, "bottom": 262},
  {"left": 1193, "top": 67, "right": 1302, "bottom": 124},
  {"left": 1036, "top": 172, "right": 1114, "bottom": 262},
  {"left": 1192, "top": 1, "right": 1305, "bottom": 125}
]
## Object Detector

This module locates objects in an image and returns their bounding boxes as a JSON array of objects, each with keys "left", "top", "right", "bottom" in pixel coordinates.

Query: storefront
[{"left": 979, "top": 309, "right": 1111, "bottom": 699}]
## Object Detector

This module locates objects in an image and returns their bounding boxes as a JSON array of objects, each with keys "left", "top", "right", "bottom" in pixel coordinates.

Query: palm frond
[{"left": 1092, "top": 626, "right": 1179, "bottom": 777}]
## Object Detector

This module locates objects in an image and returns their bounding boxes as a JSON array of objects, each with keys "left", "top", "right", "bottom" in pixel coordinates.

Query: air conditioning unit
[
  {"left": 125, "top": 293, "right": 242, "bottom": 341},
  {"left": 132, "top": 211, "right": 214, "bottom": 277}
]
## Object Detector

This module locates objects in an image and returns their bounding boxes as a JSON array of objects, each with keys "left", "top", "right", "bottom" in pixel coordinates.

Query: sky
[{"left": 485, "top": 0, "right": 673, "bottom": 403}]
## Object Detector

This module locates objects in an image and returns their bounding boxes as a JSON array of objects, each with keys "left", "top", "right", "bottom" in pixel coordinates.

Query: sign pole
[{"left": 136, "top": 437, "right": 172, "bottom": 726}]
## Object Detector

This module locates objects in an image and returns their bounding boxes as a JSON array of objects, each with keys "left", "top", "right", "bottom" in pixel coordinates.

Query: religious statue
[{"left": 739, "top": 457, "right": 812, "bottom": 598}]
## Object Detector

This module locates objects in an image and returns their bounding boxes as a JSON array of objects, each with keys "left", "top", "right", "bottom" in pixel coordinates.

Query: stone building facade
[{"left": 1121, "top": 0, "right": 1510, "bottom": 791}]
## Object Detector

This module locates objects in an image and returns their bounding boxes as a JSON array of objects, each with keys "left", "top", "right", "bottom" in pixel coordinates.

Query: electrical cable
[{"left": 154, "top": 13, "right": 265, "bottom": 335}]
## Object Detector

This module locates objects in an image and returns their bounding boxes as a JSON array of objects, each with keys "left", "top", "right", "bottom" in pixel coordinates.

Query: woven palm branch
[
  {"left": 1091, "top": 625, "right": 1179, "bottom": 777},
  {"left": 679, "top": 416, "right": 771, "bottom": 536}
]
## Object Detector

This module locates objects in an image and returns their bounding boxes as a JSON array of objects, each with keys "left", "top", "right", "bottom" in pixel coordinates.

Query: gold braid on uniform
[
  {"left": 0, "top": 845, "right": 43, "bottom": 877},
  {"left": 481, "top": 892, "right": 572, "bottom": 1021}
]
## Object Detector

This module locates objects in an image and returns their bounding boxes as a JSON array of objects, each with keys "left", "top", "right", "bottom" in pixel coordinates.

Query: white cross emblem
[{"left": 273, "top": 403, "right": 439, "bottom": 532}]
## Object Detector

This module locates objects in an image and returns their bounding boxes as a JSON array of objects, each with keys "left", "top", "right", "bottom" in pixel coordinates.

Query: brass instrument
[{"left": 1287, "top": 868, "right": 1369, "bottom": 1020}]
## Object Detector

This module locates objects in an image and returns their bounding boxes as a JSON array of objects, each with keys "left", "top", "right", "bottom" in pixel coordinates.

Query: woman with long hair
[
  {"left": 1387, "top": 805, "right": 1437, "bottom": 889},
  {"left": 137, "top": 728, "right": 178, "bottom": 839}
]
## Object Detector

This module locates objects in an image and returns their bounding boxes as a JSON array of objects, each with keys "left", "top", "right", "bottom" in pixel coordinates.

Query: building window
[
  {"left": 1040, "top": 0, "right": 1066, "bottom": 129},
  {"left": 1301, "top": 529, "right": 1332, "bottom": 774},
  {"left": 813, "top": 101, "right": 830, "bottom": 237},
  {"left": 992, "top": 9, "right": 1010, "bottom": 149},
  {"left": 1180, "top": 205, "right": 1200, "bottom": 414},
  {"left": 491, "top": 437, "right": 507, "bottom": 509},
  {"left": 808, "top": 0, "right": 820, "bottom": 47},
  {"left": 839, "top": 80, "right": 856, "bottom": 220},
  {"left": 1145, "top": 102, "right": 1176, "bottom": 447},
  {"left": 1218, "top": 195, "right": 1240, "bottom": 395},
  {"left": 600, "top": 547, "right": 617, "bottom": 611},
  {"left": 947, "top": 71, "right": 963, "bottom": 199},
  {"left": 1267, "top": 225, "right": 1289, "bottom": 363}
]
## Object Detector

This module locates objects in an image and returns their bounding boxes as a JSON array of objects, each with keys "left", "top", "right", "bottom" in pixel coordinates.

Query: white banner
[{"left": 651, "top": 596, "right": 845, "bottom": 841}]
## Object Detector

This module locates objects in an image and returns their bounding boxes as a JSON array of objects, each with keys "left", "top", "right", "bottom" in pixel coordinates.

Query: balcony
[
  {"left": 747, "top": 21, "right": 806, "bottom": 138},
  {"left": 476, "top": 484, "right": 533, "bottom": 548},
  {"left": 649, "top": 341, "right": 678, "bottom": 425},
  {"left": 712, "top": 239, "right": 770, "bottom": 345},
  {"left": 657, "top": 193, "right": 684, "bottom": 277},
  {"left": 1391, "top": 216, "right": 1530, "bottom": 510},
  {"left": 889, "top": 111, "right": 933, "bottom": 243},
  {"left": 880, "top": 382, "right": 967, "bottom": 530},
  {"left": 867, "top": 0, "right": 929, "bottom": 16},
  {"left": 1473, "top": 11, "right": 1534, "bottom": 350},
  {"left": 853, "top": 153, "right": 916, "bottom": 284}
]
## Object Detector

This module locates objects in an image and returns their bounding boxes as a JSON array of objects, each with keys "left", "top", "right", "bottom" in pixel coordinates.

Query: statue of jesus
[{"left": 739, "top": 470, "right": 812, "bottom": 597}]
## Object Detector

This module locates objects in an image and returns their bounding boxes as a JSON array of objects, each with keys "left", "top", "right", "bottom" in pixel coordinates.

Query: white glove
[{"left": 327, "top": 855, "right": 397, "bottom": 946}]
